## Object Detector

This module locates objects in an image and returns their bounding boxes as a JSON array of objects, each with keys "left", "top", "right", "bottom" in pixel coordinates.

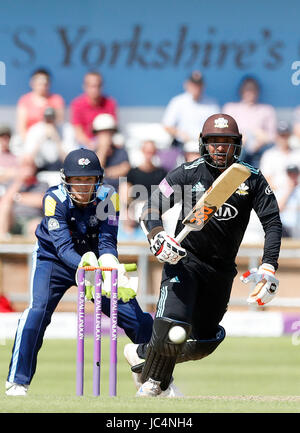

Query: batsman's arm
[
  {"left": 252, "top": 173, "right": 282, "bottom": 269},
  {"left": 140, "top": 166, "right": 185, "bottom": 241}
]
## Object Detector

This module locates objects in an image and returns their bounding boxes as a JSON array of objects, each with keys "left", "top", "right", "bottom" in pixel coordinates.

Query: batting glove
[
  {"left": 240, "top": 263, "right": 279, "bottom": 306},
  {"left": 149, "top": 231, "right": 187, "bottom": 265}
]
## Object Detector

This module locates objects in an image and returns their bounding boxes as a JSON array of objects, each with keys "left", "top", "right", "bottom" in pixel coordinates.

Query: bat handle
[{"left": 174, "top": 226, "right": 191, "bottom": 244}]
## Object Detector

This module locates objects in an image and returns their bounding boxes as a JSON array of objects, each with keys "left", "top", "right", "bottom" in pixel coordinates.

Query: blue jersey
[{"left": 35, "top": 183, "right": 119, "bottom": 270}]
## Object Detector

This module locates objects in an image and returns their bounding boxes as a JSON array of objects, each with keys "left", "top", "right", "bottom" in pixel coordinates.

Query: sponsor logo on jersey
[
  {"left": 44, "top": 195, "right": 57, "bottom": 216},
  {"left": 265, "top": 185, "right": 273, "bottom": 195},
  {"left": 236, "top": 182, "right": 249, "bottom": 196},
  {"left": 214, "top": 117, "right": 228, "bottom": 128},
  {"left": 191, "top": 181, "right": 205, "bottom": 192},
  {"left": 214, "top": 203, "right": 238, "bottom": 221},
  {"left": 170, "top": 276, "right": 180, "bottom": 283},
  {"left": 108, "top": 215, "right": 119, "bottom": 226},
  {"left": 111, "top": 192, "right": 120, "bottom": 212},
  {"left": 159, "top": 178, "right": 174, "bottom": 198}
]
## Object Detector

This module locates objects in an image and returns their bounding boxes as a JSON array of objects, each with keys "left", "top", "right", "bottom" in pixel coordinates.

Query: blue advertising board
[{"left": 0, "top": 0, "right": 299, "bottom": 107}]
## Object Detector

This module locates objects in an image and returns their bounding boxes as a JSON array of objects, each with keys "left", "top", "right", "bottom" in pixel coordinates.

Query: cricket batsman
[
  {"left": 124, "top": 113, "right": 282, "bottom": 397},
  {"left": 5, "top": 148, "right": 153, "bottom": 396}
]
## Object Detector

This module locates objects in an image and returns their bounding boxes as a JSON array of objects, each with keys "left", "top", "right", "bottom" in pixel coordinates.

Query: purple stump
[
  {"left": 93, "top": 268, "right": 102, "bottom": 396},
  {"left": 76, "top": 268, "right": 86, "bottom": 396},
  {"left": 109, "top": 269, "right": 118, "bottom": 396}
]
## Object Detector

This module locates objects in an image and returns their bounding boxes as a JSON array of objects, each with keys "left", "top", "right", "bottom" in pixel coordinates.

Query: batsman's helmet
[
  {"left": 60, "top": 148, "right": 104, "bottom": 204},
  {"left": 199, "top": 114, "right": 242, "bottom": 168}
]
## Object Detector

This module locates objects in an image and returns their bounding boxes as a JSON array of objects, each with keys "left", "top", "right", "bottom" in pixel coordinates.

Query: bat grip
[{"left": 174, "top": 226, "right": 191, "bottom": 244}]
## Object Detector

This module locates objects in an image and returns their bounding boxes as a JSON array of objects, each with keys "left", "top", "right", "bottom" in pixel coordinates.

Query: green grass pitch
[{"left": 1, "top": 336, "right": 300, "bottom": 413}]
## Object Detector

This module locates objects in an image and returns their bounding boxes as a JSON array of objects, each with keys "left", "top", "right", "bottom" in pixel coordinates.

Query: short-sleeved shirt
[
  {"left": 260, "top": 147, "right": 300, "bottom": 196},
  {"left": 70, "top": 94, "right": 117, "bottom": 139},
  {"left": 222, "top": 101, "right": 277, "bottom": 149},
  {"left": 162, "top": 92, "right": 220, "bottom": 141},
  {"left": 17, "top": 92, "right": 65, "bottom": 131}
]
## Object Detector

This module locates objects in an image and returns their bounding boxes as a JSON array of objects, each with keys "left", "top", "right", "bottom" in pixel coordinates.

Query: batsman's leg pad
[
  {"left": 177, "top": 325, "right": 226, "bottom": 363},
  {"left": 141, "top": 317, "right": 191, "bottom": 390}
]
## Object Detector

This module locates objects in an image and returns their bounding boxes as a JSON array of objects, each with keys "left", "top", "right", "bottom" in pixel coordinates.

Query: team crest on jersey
[
  {"left": 48, "top": 217, "right": 60, "bottom": 231},
  {"left": 236, "top": 183, "right": 249, "bottom": 196},
  {"left": 214, "top": 203, "right": 238, "bottom": 221},
  {"left": 214, "top": 117, "right": 228, "bottom": 128},
  {"left": 89, "top": 215, "right": 98, "bottom": 227},
  {"left": 78, "top": 158, "right": 90, "bottom": 166}
]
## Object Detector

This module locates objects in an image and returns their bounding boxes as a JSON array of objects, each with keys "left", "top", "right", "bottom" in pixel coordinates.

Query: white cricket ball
[{"left": 168, "top": 326, "right": 187, "bottom": 344}]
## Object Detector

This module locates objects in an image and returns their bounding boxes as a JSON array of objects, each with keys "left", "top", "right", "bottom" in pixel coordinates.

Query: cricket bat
[{"left": 175, "top": 163, "right": 251, "bottom": 243}]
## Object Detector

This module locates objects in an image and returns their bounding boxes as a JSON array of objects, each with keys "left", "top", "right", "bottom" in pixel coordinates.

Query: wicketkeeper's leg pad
[
  {"left": 176, "top": 325, "right": 226, "bottom": 363},
  {"left": 140, "top": 317, "right": 191, "bottom": 391}
]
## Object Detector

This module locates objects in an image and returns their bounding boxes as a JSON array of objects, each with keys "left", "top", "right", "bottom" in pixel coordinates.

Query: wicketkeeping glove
[
  {"left": 75, "top": 251, "right": 99, "bottom": 301},
  {"left": 240, "top": 263, "right": 279, "bottom": 306},
  {"left": 149, "top": 231, "right": 187, "bottom": 265},
  {"left": 98, "top": 253, "right": 138, "bottom": 302}
]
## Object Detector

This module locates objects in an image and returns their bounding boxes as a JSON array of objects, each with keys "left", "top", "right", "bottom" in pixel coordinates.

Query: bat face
[
  {"left": 182, "top": 163, "right": 251, "bottom": 231},
  {"left": 187, "top": 203, "right": 217, "bottom": 228}
]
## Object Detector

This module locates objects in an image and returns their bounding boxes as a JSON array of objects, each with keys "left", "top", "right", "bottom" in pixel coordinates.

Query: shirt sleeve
[
  {"left": 140, "top": 165, "right": 186, "bottom": 239},
  {"left": 161, "top": 97, "right": 179, "bottom": 128},
  {"left": 43, "top": 194, "right": 82, "bottom": 270},
  {"left": 252, "top": 172, "right": 282, "bottom": 269},
  {"left": 49, "top": 94, "right": 65, "bottom": 111}
]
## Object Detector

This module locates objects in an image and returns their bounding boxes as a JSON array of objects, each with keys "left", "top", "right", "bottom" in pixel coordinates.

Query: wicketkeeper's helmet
[{"left": 60, "top": 148, "right": 104, "bottom": 204}]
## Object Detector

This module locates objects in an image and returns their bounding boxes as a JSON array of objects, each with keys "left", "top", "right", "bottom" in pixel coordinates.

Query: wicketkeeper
[
  {"left": 6, "top": 148, "right": 153, "bottom": 396},
  {"left": 124, "top": 113, "right": 282, "bottom": 397}
]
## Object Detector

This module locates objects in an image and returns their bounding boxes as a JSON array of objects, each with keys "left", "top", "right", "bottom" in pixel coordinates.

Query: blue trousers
[{"left": 7, "top": 250, "right": 153, "bottom": 385}]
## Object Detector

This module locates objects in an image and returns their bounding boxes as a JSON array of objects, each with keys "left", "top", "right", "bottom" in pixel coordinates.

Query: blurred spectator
[
  {"left": 70, "top": 71, "right": 118, "bottom": 147},
  {"left": 260, "top": 121, "right": 300, "bottom": 198},
  {"left": 162, "top": 71, "right": 220, "bottom": 148},
  {"left": 277, "top": 165, "right": 300, "bottom": 238},
  {"left": 156, "top": 147, "right": 184, "bottom": 172},
  {"left": 183, "top": 140, "right": 200, "bottom": 162},
  {"left": 0, "top": 125, "right": 19, "bottom": 185},
  {"left": 16, "top": 68, "right": 65, "bottom": 142},
  {"left": 291, "top": 106, "right": 300, "bottom": 149},
  {"left": 23, "top": 107, "right": 78, "bottom": 172},
  {"left": 128, "top": 140, "right": 167, "bottom": 195},
  {"left": 0, "top": 157, "right": 48, "bottom": 239},
  {"left": 0, "top": 295, "right": 15, "bottom": 312},
  {"left": 118, "top": 203, "right": 145, "bottom": 242},
  {"left": 119, "top": 140, "right": 167, "bottom": 213},
  {"left": 92, "top": 114, "right": 129, "bottom": 191},
  {"left": 223, "top": 76, "right": 277, "bottom": 167}
]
